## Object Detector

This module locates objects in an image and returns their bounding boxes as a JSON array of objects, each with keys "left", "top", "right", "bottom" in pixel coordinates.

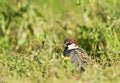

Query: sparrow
[{"left": 63, "top": 38, "right": 90, "bottom": 71}]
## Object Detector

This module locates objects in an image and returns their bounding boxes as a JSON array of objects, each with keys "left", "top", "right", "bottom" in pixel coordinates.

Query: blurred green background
[{"left": 0, "top": 0, "right": 120, "bottom": 83}]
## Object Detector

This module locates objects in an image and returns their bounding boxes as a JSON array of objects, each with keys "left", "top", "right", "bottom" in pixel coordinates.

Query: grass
[{"left": 0, "top": 0, "right": 120, "bottom": 83}]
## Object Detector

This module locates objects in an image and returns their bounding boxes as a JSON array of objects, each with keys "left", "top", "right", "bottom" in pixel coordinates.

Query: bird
[{"left": 63, "top": 38, "right": 90, "bottom": 71}]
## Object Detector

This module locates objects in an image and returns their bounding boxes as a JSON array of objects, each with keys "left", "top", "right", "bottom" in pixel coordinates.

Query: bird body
[{"left": 63, "top": 38, "right": 89, "bottom": 71}]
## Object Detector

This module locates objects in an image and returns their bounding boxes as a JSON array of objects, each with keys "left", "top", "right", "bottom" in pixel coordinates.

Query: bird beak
[{"left": 63, "top": 43, "right": 67, "bottom": 47}]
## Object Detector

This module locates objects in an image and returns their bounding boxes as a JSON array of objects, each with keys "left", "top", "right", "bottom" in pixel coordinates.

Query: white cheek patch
[{"left": 68, "top": 43, "right": 79, "bottom": 50}]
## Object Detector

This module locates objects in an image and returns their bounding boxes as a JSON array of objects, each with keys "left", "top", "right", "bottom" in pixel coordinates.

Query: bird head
[{"left": 63, "top": 38, "right": 79, "bottom": 50}]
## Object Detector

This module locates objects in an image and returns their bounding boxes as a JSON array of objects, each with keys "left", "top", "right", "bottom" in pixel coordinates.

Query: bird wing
[
  {"left": 77, "top": 48, "right": 90, "bottom": 62},
  {"left": 72, "top": 48, "right": 90, "bottom": 69}
]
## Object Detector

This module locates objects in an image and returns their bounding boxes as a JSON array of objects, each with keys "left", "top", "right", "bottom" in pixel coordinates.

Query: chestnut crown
[{"left": 64, "top": 38, "right": 78, "bottom": 48}]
